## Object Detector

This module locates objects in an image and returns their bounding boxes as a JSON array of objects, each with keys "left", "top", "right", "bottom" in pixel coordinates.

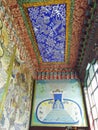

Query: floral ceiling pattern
[{"left": 28, "top": 4, "right": 66, "bottom": 62}]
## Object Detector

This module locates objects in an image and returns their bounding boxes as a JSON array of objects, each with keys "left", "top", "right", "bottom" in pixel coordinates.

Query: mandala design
[{"left": 28, "top": 4, "right": 66, "bottom": 62}]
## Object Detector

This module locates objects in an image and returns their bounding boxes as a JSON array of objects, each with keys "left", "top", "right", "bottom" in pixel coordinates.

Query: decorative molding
[
  {"left": 36, "top": 71, "right": 78, "bottom": 80},
  {"left": 76, "top": 2, "right": 98, "bottom": 82}
]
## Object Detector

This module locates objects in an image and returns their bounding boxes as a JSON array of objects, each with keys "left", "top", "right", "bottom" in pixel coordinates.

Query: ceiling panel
[
  {"left": 27, "top": 4, "right": 66, "bottom": 62},
  {"left": 7, "top": 0, "right": 89, "bottom": 74},
  {"left": 22, "top": 0, "right": 72, "bottom": 65}
]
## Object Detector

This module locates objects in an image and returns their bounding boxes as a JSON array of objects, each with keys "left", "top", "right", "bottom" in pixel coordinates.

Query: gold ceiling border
[{"left": 23, "top": 0, "right": 71, "bottom": 64}]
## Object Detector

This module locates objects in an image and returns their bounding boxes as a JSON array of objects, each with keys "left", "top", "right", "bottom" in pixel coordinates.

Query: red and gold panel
[{"left": 6, "top": 0, "right": 88, "bottom": 77}]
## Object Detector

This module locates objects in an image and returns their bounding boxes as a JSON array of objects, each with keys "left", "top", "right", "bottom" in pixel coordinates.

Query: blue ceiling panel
[{"left": 28, "top": 4, "right": 66, "bottom": 62}]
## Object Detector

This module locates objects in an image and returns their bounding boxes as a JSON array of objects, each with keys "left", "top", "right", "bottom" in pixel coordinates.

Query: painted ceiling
[
  {"left": 27, "top": 4, "right": 66, "bottom": 62},
  {"left": 2, "top": 0, "right": 96, "bottom": 79}
]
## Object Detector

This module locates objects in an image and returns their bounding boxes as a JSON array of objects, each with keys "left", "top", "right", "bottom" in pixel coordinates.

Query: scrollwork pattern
[{"left": 28, "top": 4, "right": 66, "bottom": 62}]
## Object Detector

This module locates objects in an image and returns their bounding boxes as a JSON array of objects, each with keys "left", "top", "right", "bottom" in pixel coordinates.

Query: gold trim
[
  {"left": 23, "top": 0, "right": 70, "bottom": 7},
  {"left": 23, "top": 0, "right": 71, "bottom": 64}
]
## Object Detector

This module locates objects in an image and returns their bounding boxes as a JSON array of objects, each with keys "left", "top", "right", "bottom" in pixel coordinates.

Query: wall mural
[
  {"left": 31, "top": 79, "right": 87, "bottom": 127},
  {"left": 0, "top": 2, "right": 33, "bottom": 130}
]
